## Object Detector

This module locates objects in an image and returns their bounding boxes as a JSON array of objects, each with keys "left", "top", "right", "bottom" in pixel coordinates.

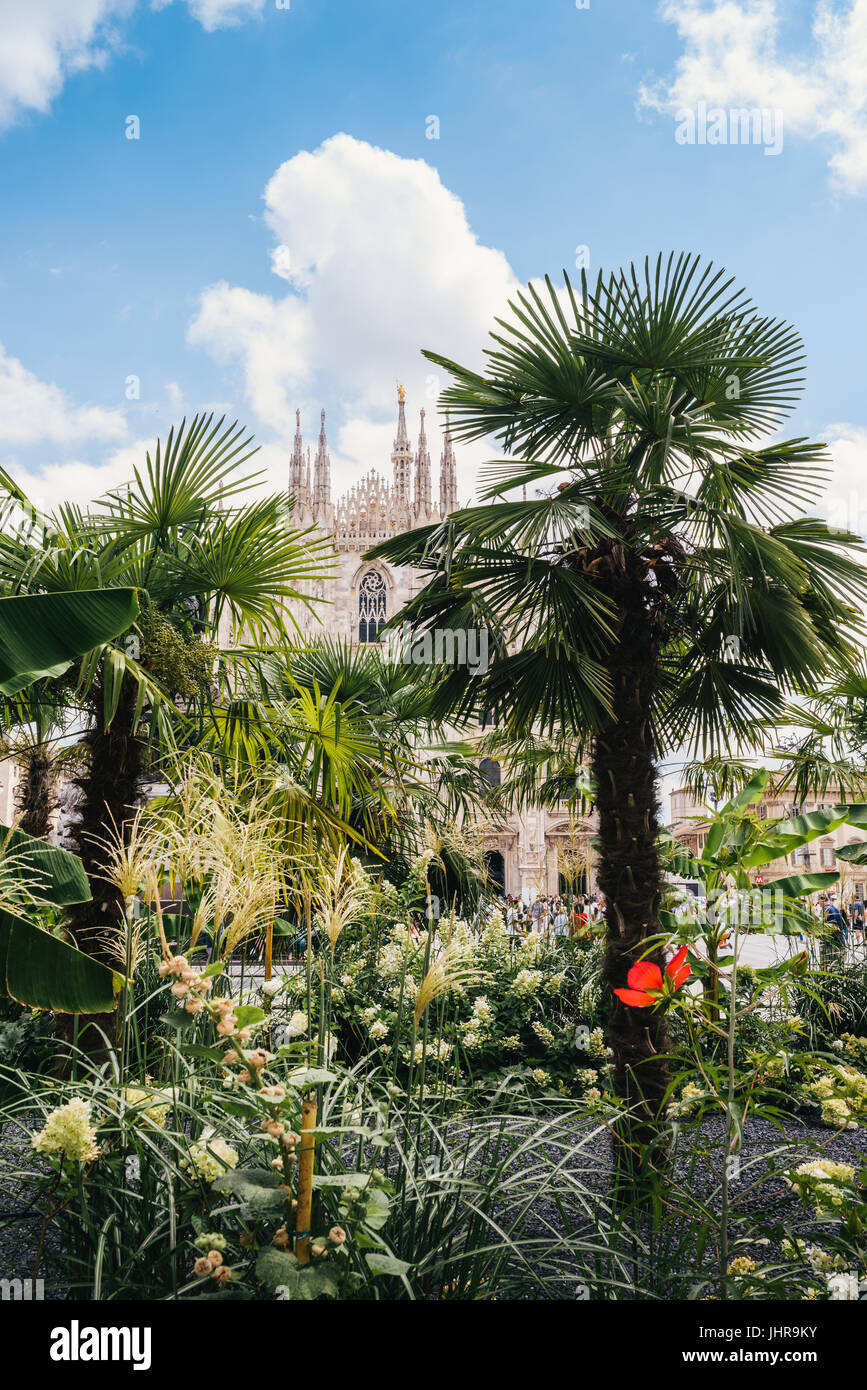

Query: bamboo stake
[
  {"left": 265, "top": 893, "right": 274, "bottom": 984},
  {"left": 264, "top": 897, "right": 274, "bottom": 1045},
  {"left": 294, "top": 1098, "right": 317, "bottom": 1264}
]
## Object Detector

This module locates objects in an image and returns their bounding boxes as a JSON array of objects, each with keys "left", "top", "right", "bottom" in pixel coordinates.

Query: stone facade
[
  {"left": 668, "top": 783, "right": 867, "bottom": 898},
  {"left": 282, "top": 388, "right": 456, "bottom": 642},
  {"left": 282, "top": 388, "right": 594, "bottom": 901}
]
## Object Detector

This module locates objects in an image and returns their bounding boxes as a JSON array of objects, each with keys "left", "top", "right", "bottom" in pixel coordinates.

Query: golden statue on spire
[{"left": 397, "top": 383, "right": 406, "bottom": 403}]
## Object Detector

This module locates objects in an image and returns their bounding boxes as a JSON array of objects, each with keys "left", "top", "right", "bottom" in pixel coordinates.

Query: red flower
[{"left": 613, "top": 945, "right": 691, "bottom": 1008}]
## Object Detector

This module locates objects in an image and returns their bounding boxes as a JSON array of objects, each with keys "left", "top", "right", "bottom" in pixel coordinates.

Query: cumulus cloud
[
  {"left": 639, "top": 0, "right": 867, "bottom": 195},
  {"left": 819, "top": 423, "right": 867, "bottom": 536},
  {"left": 0, "top": 0, "right": 132, "bottom": 129},
  {"left": 152, "top": 0, "right": 267, "bottom": 33},
  {"left": 0, "top": 345, "right": 127, "bottom": 447},
  {"left": 0, "top": 0, "right": 266, "bottom": 130},
  {"left": 187, "top": 134, "right": 518, "bottom": 496},
  {"left": 10, "top": 448, "right": 144, "bottom": 513}
]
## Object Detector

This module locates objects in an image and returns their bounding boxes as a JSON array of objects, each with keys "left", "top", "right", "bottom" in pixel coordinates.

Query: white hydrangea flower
[
  {"left": 531, "top": 1020, "right": 555, "bottom": 1048},
  {"left": 513, "top": 968, "right": 544, "bottom": 997},
  {"left": 181, "top": 1136, "right": 239, "bottom": 1184},
  {"left": 32, "top": 1098, "right": 99, "bottom": 1164}
]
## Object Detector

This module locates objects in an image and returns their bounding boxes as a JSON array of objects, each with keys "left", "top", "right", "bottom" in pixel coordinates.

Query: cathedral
[
  {"left": 283, "top": 385, "right": 457, "bottom": 642},
  {"left": 282, "top": 387, "right": 597, "bottom": 902}
]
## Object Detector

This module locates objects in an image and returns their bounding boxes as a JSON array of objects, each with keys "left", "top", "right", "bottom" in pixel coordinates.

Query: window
[
  {"left": 480, "top": 758, "right": 501, "bottom": 787},
  {"left": 485, "top": 850, "right": 506, "bottom": 893},
  {"left": 358, "top": 569, "right": 387, "bottom": 644}
]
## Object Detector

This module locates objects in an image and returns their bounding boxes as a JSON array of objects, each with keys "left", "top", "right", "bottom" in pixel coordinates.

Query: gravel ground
[
  {"left": 457, "top": 1110, "right": 867, "bottom": 1299},
  {"left": 0, "top": 1120, "right": 64, "bottom": 1296},
  {"left": 2, "top": 1107, "right": 864, "bottom": 1300}
]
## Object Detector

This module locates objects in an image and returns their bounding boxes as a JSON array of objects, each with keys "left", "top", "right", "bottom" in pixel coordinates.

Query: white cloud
[
  {"left": 11, "top": 448, "right": 144, "bottom": 512},
  {"left": 0, "top": 345, "right": 127, "bottom": 447},
  {"left": 640, "top": 0, "right": 867, "bottom": 195},
  {"left": 820, "top": 423, "right": 867, "bottom": 536},
  {"left": 0, "top": 0, "right": 267, "bottom": 130},
  {"left": 166, "top": 0, "right": 267, "bottom": 32},
  {"left": 187, "top": 134, "right": 518, "bottom": 496},
  {"left": 0, "top": 0, "right": 132, "bottom": 129}
]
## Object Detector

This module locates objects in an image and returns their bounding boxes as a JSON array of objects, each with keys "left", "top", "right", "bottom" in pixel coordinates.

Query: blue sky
[{"left": 1, "top": 0, "right": 866, "bottom": 520}]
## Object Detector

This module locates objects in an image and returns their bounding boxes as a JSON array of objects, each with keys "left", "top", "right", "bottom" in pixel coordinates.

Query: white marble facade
[
  {"left": 282, "top": 388, "right": 456, "bottom": 643},
  {"left": 281, "top": 388, "right": 594, "bottom": 902}
]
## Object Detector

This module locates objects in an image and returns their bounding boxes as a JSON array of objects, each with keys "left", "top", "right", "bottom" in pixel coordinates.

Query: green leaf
[
  {"left": 0, "top": 907, "right": 121, "bottom": 1012},
  {"left": 282, "top": 1067, "right": 338, "bottom": 1086},
  {"left": 365, "top": 1252, "right": 412, "bottom": 1277},
  {"left": 834, "top": 840, "right": 867, "bottom": 865},
  {"left": 162, "top": 1006, "right": 197, "bottom": 1032},
  {"left": 0, "top": 823, "right": 91, "bottom": 905},
  {"left": 254, "top": 1247, "right": 339, "bottom": 1299},
  {"left": 312, "top": 1173, "right": 371, "bottom": 1189},
  {"left": 771, "top": 871, "right": 839, "bottom": 896},
  {"left": 234, "top": 1005, "right": 266, "bottom": 1029},
  {"left": 718, "top": 769, "right": 771, "bottom": 817},
  {"left": 360, "top": 1186, "right": 391, "bottom": 1231},
  {"left": 0, "top": 589, "right": 139, "bottom": 695},
  {"left": 212, "top": 1167, "right": 287, "bottom": 1215}
]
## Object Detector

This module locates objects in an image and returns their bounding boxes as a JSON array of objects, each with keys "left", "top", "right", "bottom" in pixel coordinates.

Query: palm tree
[
  {"left": 0, "top": 414, "right": 329, "bottom": 965},
  {"left": 368, "top": 253, "right": 867, "bottom": 1169},
  {"left": 202, "top": 635, "right": 493, "bottom": 898}
]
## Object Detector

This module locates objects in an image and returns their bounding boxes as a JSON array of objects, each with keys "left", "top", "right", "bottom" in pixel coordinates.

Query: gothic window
[
  {"left": 358, "top": 569, "right": 387, "bottom": 644},
  {"left": 479, "top": 757, "right": 501, "bottom": 787},
  {"left": 484, "top": 850, "right": 506, "bottom": 893}
]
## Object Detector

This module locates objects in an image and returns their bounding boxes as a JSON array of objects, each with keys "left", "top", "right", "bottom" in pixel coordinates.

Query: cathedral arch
[{"left": 357, "top": 566, "right": 388, "bottom": 644}]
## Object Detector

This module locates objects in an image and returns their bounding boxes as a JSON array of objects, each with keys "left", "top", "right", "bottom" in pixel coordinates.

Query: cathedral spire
[
  {"left": 290, "top": 407, "right": 310, "bottom": 516},
  {"left": 439, "top": 409, "right": 458, "bottom": 518},
  {"left": 392, "top": 386, "right": 413, "bottom": 515},
  {"left": 414, "top": 407, "right": 432, "bottom": 520},
  {"left": 313, "top": 408, "right": 331, "bottom": 522}
]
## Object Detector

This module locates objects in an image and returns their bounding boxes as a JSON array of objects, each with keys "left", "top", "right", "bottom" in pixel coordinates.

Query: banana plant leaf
[
  {"left": 0, "top": 908, "right": 122, "bottom": 1013},
  {"left": 771, "top": 870, "right": 839, "bottom": 896},
  {"left": 0, "top": 823, "right": 90, "bottom": 904},
  {"left": 834, "top": 840, "right": 867, "bottom": 865},
  {"left": 658, "top": 828, "right": 703, "bottom": 880},
  {"left": 740, "top": 804, "right": 867, "bottom": 868},
  {"left": 0, "top": 588, "right": 139, "bottom": 695},
  {"left": 0, "top": 822, "right": 121, "bottom": 1011}
]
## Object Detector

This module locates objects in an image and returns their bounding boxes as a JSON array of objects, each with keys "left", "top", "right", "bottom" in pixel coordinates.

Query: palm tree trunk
[
  {"left": 14, "top": 747, "right": 57, "bottom": 839},
  {"left": 591, "top": 545, "right": 672, "bottom": 1180},
  {"left": 60, "top": 678, "right": 146, "bottom": 1057}
]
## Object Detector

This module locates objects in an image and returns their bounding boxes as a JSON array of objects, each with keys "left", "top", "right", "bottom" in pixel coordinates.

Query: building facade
[
  {"left": 668, "top": 783, "right": 867, "bottom": 900},
  {"left": 284, "top": 387, "right": 594, "bottom": 901}
]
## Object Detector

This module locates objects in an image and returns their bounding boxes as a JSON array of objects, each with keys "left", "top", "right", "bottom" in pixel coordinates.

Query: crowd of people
[
  {"left": 816, "top": 893, "right": 865, "bottom": 948},
  {"left": 485, "top": 892, "right": 606, "bottom": 938}
]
